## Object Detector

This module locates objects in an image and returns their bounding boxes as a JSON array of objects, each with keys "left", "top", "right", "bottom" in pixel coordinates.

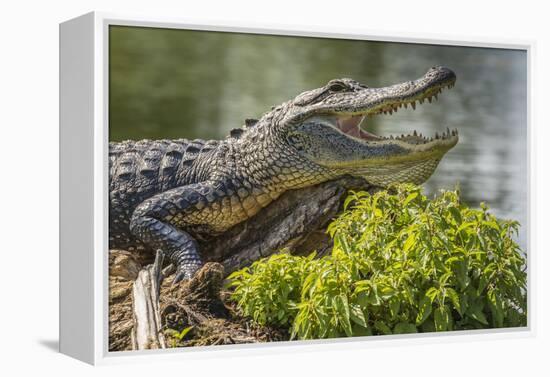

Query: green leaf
[
  {"left": 356, "top": 290, "right": 369, "bottom": 307},
  {"left": 389, "top": 298, "right": 401, "bottom": 320},
  {"left": 343, "top": 195, "right": 355, "bottom": 210},
  {"left": 434, "top": 306, "right": 450, "bottom": 331},
  {"left": 393, "top": 323, "right": 418, "bottom": 334},
  {"left": 466, "top": 304, "right": 489, "bottom": 325},
  {"left": 403, "top": 192, "right": 419, "bottom": 206},
  {"left": 335, "top": 233, "right": 351, "bottom": 254},
  {"left": 175, "top": 326, "right": 193, "bottom": 340},
  {"left": 448, "top": 207, "right": 462, "bottom": 224},
  {"left": 505, "top": 307, "right": 524, "bottom": 327},
  {"left": 457, "top": 221, "right": 476, "bottom": 233},
  {"left": 477, "top": 274, "right": 490, "bottom": 295},
  {"left": 416, "top": 295, "right": 433, "bottom": 325},
  {"left": 374, "top": 321, "right": 393, "bottom": 335},
  {"left": 446, "top": 288, "right": 461, "bottom": 313},
  {"left": 349, "top": 303, "right": 367, "bottom": 328},
  {"left": 352, "top": 324, "right": 373, "bottom": 336},
  {"left": 403, "top": 233, "right": 417, "bottom": 253},
  {"left": 334, "top": 294, "right": 352, "bottom": 337},
  {"left": 421, "top": 319, "right": 436, "bottom": 333},
  {"left": 454, "top": 260, "right": 470, "bottom": 290},
  {"left": 425, "top": 287, "right": 439, "bottom": 303},
  {"left": 379, "top": 285, "right": 396, "bottom": 299},
  {"left": 483, "top": 219, "right": 501, "bottom": 232},
  {"left": 366, "top": 291, "right": 381, "bottom": 305},
  {"left": 487, "top": 289, "right": 504, "bottom": 328}
]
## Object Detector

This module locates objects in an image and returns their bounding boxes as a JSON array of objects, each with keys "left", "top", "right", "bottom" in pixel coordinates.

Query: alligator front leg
[{"left": 129, "top": 182, "right": 218, "bottom": 283}]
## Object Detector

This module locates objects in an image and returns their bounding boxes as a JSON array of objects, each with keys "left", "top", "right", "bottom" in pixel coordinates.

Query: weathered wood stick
[{"left": 131, "top": 250, "right": 166, "bottom": 350}]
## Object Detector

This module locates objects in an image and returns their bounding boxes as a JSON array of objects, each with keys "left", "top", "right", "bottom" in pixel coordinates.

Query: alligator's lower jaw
[{"left": 361, "top": 157, "right": 445, "bottom": 187}]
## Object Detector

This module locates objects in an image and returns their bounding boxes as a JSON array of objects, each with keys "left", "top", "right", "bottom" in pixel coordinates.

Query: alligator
[{"left": 109, "top": 66, "right": 458, "bottom": 283}]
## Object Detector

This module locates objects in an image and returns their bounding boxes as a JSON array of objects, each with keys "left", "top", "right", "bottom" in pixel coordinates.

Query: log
[
  {"left": 201, "top": 176, "right": 376, "bottom": 274},
  {"left": 131, "top": 250, "right": 167, "bottom": 350}
]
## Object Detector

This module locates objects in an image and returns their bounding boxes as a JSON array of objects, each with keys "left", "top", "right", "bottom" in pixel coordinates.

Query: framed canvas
[{"left": 59, "top": 12, "right": 533, "bottom": 365}]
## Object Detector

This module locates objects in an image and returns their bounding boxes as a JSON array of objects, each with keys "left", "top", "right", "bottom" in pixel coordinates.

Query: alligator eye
[{"left": 328, "top": 82, "right": 348, "bottom": 92}]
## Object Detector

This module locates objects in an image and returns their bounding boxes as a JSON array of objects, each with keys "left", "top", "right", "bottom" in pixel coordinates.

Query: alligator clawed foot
[
  {"left": 172, "top": 269, "right": 192, "bottom": 285},
  {"left": 172, "top": 264, "right": 201, "bottom": 285}
]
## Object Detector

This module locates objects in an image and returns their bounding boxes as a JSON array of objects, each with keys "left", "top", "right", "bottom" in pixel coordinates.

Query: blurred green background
[{"left": 109, "top": 26, "right": 527, "bottom": 248}]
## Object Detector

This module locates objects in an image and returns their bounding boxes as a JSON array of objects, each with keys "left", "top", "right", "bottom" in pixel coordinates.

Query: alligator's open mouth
[{"left": 328, "top": 68, "right": 458, "bottom": 147}]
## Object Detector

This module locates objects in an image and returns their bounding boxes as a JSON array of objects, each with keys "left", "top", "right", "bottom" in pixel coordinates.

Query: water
[{"left": 109, "top": 26, "right": 528, "bottom": 250}]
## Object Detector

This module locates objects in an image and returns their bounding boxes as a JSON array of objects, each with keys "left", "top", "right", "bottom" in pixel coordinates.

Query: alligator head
[{"left": 258, "top": 66, "right": 458, "bottom": 187}]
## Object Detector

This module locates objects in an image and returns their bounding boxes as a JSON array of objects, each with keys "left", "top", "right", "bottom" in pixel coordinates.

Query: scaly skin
[{"left": 110, "top": 66, "right": 459, "bottom": 282}]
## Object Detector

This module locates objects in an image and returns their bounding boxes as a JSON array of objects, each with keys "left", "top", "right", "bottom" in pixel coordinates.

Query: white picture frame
[{"left": 59, "top": 11, "right": 534, "bottom": 365}]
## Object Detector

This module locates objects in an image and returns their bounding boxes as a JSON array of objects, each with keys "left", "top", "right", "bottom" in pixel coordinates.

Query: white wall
[{"left": 1, "top": 0, "right": 548, "bottom": 375}]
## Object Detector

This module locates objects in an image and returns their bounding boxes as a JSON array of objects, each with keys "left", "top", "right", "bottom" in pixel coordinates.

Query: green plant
[
  {"left": 165, "top": 326, "right": 194, "bottom": 347},
  {"left": 227, "top": 184, "right": 527, "bottom": 340}
]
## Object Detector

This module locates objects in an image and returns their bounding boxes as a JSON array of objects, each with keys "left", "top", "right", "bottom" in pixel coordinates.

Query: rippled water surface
[{"left": 109, "top": 26, "right": 528, "bottom": 249}]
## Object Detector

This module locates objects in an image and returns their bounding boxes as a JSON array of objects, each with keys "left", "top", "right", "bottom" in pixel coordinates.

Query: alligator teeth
[
  {"left": 413, "top": 130, "right": 417, "bottom": 136},
  {"left": 434, "top": 93, "right": 439, "bottom": 101},
  {"left": 428, "top": 97, "right": 433, "bottom": 103},
  {"left": 411, "top": 102, "right": 416, "bottom": 110}
]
